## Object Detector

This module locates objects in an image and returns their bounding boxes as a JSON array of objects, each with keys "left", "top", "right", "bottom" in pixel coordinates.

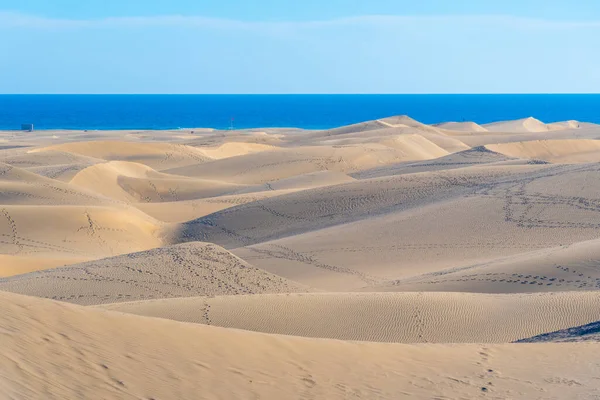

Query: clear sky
[{"left": 1, "top": 0, "right": 599, "bottom": 93}]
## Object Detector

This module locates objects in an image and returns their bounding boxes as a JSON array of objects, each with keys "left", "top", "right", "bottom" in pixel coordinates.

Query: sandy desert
[{"left": 2, "top": 115, "right": 600, "bottom": 399}]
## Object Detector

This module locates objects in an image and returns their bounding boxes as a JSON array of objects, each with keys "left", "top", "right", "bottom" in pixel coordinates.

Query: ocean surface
[{"left": 1, "top": 95, "right": 599, "bottom": 131}]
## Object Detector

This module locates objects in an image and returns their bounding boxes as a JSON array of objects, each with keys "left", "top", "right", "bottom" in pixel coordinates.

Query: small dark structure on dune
[{"left": 21, "top": 124, "right": 34, "bottom": 132}]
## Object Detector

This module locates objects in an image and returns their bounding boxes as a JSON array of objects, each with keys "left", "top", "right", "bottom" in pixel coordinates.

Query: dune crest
[
  {"left": 484, "top": 117, "right": 550, "bottom": 132},
  {"left": 436, "top": 121, "right": 489, "bottom": 132}
]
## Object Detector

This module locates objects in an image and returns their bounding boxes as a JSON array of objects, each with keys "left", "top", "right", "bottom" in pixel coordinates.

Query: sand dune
[
  {"left": 0, "top": 242, "right": 308, "bottom": 304},
  {"left": 436, "top": 121, "right": 488, "bottom": 132},
  {"left": 378, "top": 237, "right": 600, "bottom": 293},
  {"left": 32, "top": 140, "right": 213, "bottom": 171},
  {"left": 308, "top": 119, "right": 391, "bottom": 137},
  {"left": 353, "top": 146, "right": 515, "bottom": 179},
  {"left": 518, "top": 320, "right": 600, "bottom": 342},
  {"left": 200, "top": 141, "right": 276, "bottom": 158},
  {"left": 486, "top": 139, "right": 600, "bottom": 163},
  {"left": 100, "top": 291, "right": 600, "bottom": 343},
  {"left": 297, "top": 117, "right": 469, "bottom": 153},
  {"left": 175, "top": 163, "right": 600, "bottom": 290},
  {"left": 0, "top": 147, "right": 105, "bottom": 182},
  {"left": 484, "top": 117, "right": 582, "bottom": 134},
  {"left": 166, "top": 143, "right": 443, "bottom": 184},
  {"left": 262, "top": 170, "right": 355, "bottom": 190},
  {"left": 135, "top": 190, "right": 298, "bottom": 223},
  {"left": 2, "top": 115, "right": 600, "bottom": 399},
  {"left": 0, "top": 162, "right": 122, "bottom": 206},
  {"left": 28, "top": 162, "right": 99, "bottom": 182},
  {"left": 548, "top": 120, "right": 582, "bottom": 130},
  {"left": 70, "top": 160, "right": 247, "bottom": 203},
  {"left": 0, "top": 205, "right": 161, "bottom": 275},
  {"left": 0, "top": 148, "right": 103, "bottom": 169},
  {"left": 484, "top": 117, "right": 551, "bottom": 132},
  {"left": 4, "top": 291, "right": 600, "bottom": 400},
  {"left": 378, "top": 115, "right": 431, "bottom": 128}
]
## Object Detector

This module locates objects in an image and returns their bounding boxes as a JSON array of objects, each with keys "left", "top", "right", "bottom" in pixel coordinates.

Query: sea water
[{"left": 1, "top": 94, "right": 599, "bottom": 131}]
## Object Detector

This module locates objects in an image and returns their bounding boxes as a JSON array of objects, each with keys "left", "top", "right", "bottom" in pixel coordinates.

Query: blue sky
[{"left": 1, "top": 1, "right": 600, "bottom": 93}]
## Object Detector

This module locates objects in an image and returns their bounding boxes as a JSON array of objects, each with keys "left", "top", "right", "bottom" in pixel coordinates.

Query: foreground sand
[
  {"left": 3, "top": 291, "right": 600, "bottom": 400},
  {"left": 1, "top": 115, "right": 600, "bottom": 398}
]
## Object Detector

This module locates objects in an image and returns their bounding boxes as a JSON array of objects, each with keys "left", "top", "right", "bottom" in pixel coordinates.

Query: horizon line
[{"left": 2, "top": 93, "right": 600, "bottom": 96}]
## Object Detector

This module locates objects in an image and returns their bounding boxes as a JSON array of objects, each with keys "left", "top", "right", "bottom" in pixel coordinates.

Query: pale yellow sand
[
  {"left": 100, "top": 291, "right": 600, "bottom": 343},
  {"left": 484, "top": 117, "right": 552, "bottom": 133},
  {"left": 377, "top": 237, "right": 600, "bottom": 293},
  {"left": 3, "top": 291, "right": 600, "bottom": 400},
  {"left": 166, "top": 142, "right": 450, "bottom": 184},
  {"left": 134, "top": 190, "right": 298, "bottom": 222},
  {"left": 486, "top": 139, "right": 600, "bottom": 163},
  {"left": 31, "top": 140, "right": 213, "bottom": 170},
  {"left": 0, "top": 205, "right": 161, "bottom": 275},
  {"left": 70, "top": 160, "right": 248, "bottom": 203},
  {"left": 0, "top": 254, "right": 92, "bottom": 277},
  {"left": 436, "top": 121, "right": 489, "bottom": 132},
  {"left": 0, "top": 242, "right": 310, "bottom": 304},
  {"left": 177, "top": 162, "right": 600, "bottom": 290},
  {"left": 1, "top": 116, "right": 600, "bottom": 399}
]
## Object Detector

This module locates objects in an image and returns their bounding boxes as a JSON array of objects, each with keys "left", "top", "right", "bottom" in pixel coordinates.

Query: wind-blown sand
[{"left": 1, "top": 115, "right": 600, "bottom": 399}]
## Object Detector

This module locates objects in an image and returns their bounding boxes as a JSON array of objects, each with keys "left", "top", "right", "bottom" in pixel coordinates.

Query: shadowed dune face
[
  {"left": 516, "top": 320, "right": 600, "bottom": 343},
  {"left": 2, "top": 115, "right": 600, "bottom": 399}
]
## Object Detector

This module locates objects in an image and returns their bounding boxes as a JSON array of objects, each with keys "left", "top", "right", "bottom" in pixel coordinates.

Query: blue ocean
[{"left": 0, "top": 95, "right": 599, "bottom": 131}]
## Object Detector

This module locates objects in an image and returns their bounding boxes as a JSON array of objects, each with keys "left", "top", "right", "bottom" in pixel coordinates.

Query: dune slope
[
  {"left": 3, "top": 291, "right": 600, "bottom": 400},
  {"left": 101, "top": 291, "right": 600, "bottom": 343},
  {"left": 486, "top": 139, "right": 600, "bottom": 163},
  {"left": 0, "top": 205, "right": 162, "bottom": 276},
  {"left": 0, "top": 242, "right": 309, "bottom": 304}
]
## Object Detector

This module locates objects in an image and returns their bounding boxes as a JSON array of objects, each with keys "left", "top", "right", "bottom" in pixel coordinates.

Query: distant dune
[
  {"left": 484, "top": 117, "right": 551, "bottom": 132},
  {"left": 70, "top": 160, "right": 247, "bottom": 203},
  {"left": 486, "top": 139, "right": 600, "bottom": 163},
  {"left": 435, "top": 121, "right": 488, "bottom": 132},
  {"left": 32, "top": 140, "right": 213, "bottom": 171}
]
